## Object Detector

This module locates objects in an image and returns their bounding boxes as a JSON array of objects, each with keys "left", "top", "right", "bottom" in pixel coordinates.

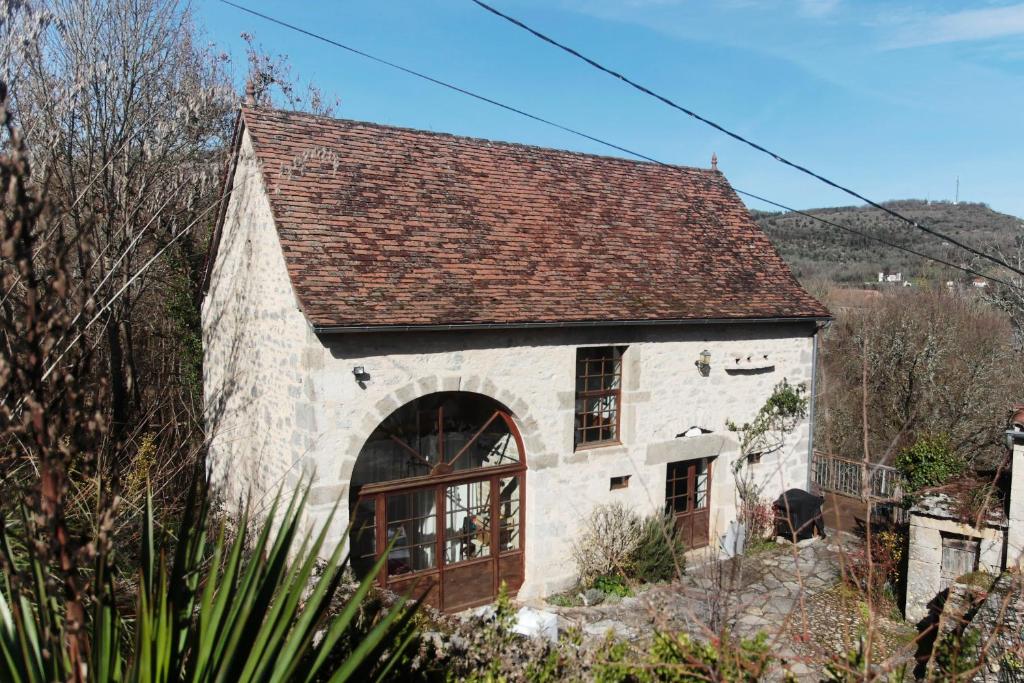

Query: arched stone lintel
[{"left": 337, "top": 375, "right": 548, "bottom": 481}]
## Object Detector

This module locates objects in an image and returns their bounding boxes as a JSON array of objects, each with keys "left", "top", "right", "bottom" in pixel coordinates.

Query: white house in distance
[{"left": 201, "top": 106, "right": 831, "bottom": 612}]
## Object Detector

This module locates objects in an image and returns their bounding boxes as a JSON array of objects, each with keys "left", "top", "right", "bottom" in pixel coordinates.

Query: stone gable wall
[{"left": 201, "top": 131, "right": 320, "bottom": 511}]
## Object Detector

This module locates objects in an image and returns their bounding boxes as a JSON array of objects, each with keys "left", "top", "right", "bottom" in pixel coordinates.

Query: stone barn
[{"left": 201, "top": 106, "right": 830, "bottom": 611}]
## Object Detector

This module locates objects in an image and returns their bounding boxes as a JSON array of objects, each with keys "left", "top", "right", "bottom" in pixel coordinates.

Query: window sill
[{"left": 573, "top": 440, "right": 623, "bottom": 453}]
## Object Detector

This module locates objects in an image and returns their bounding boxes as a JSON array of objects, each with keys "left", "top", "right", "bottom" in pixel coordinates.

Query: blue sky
[{"left": 197, "top": 1, "right": 1024, "bottom": 218}]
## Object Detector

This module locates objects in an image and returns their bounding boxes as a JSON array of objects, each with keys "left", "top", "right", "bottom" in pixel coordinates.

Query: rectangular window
[
  {"left": 610, "top": 475, "right": 631, "bottom": 490},
  {"left": 665, "top": 461, "right": 691, "bottom": 514},
  {"left": 574, "top": 346, "right": 624, "bottom": 448}
]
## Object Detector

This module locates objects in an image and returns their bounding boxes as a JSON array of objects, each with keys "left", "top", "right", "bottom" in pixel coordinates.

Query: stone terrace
[{"left": 538, "top": 533, "right": 916, "bottom": 680}]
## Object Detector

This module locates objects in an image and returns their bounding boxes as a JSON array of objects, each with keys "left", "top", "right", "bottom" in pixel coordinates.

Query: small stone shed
[
  {"left": 904, "top": 408, "right": 1024, "bottom": 623},
  {"left": 904, "top": 494, "right": 1007, "bottom": 623},
  {"left": 201, "top": 106, "right": 830, "bottom": 612}
]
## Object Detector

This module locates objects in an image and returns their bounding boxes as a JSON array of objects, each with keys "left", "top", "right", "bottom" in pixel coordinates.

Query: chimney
[
  {"left": 244, "top": 79, "right": 256, "bottom": 107},
  {"left": 711, "top": 153, "right": 718, "bottom": 171}
]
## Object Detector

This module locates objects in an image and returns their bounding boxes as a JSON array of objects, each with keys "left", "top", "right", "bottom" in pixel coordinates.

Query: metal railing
[{"left": 812, "top": 451, "right": 903, "bottom": 500}]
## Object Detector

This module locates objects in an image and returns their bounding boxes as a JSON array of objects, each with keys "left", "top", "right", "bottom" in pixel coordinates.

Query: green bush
[
  {"left": 933, "top": 627, "right": 980, "bottom": 679},
  {"left": 630, "top": 514, "right": 687, "bottom": 584},
  {"left": 895, "top": 434, "right": 965, "bottom": 492},
  {"left": 596, "top": 630, "right": 772, "bottom": 682},
  {"left": 592, "top": 574, "right": 632, "bottom": 598}
]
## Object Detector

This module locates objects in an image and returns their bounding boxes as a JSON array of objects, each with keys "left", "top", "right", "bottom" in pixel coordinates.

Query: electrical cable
[
  {"left": 217, "top": 0, "right": 1023, "bottom": 292},
  {"left": 470, "top": 0, "right": 1024, "bottom": 279}
]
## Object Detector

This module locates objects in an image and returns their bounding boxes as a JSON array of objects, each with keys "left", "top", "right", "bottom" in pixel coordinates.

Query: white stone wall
[
  {"left": 302, "top": 324, "right": 816, "bottom": 598},
  {"left": 905, "top": 512, "right": 1006, "bottom": 624},
  {"left": 203, "top": 131, "right": 820, "bottom": 599},
  {"left": 201, "top": 131, "right": 320, "bottom": 512},
  {"left": 1008, "top": 441, "right": 1024, "bottom": 568}
]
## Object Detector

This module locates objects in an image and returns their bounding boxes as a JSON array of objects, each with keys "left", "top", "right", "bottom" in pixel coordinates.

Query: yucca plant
[{"left": 0, "top": 477, "right": 419, "bottom": 682}]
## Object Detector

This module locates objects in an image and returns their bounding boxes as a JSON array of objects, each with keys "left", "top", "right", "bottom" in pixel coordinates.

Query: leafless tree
[
  {"left": 818, "top": 288, "right": 1021, "bottom": 468},
  {"left": 0, "top": 77, "right": 107, "bottom": 682},
  {"left": 3, "top": 0, "right": 235, "bottom": 477},
  {"left": 986, "top": 232, "right": 1024, "bottom": 351}
]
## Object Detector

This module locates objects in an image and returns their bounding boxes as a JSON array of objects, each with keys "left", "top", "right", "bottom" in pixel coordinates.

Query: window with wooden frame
[{"left": 574, "top": 346, "right": 625, "bottom": 448}]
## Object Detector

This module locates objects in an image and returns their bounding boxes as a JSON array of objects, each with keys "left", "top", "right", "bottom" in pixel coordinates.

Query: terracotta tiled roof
[{"left": 237, "top": 107, "right": 829, "bottom": 329}]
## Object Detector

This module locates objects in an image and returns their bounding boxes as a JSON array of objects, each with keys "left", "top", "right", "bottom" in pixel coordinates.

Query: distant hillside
[{"left": 753, "top": 200, "right": 1024, "bottom": 285}]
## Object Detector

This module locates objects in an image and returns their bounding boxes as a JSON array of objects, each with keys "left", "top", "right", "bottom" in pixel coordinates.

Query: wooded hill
[{"left": 754, "top": 200, "right": 1024, "bottom": 285}]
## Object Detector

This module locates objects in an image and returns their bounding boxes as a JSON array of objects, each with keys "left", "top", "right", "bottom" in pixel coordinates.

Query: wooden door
[
  {"left": 666, "top": 458, "right": 712, "bottom": 550},
  {"left": 441, "top": 478, "right": 495, "bottom": 611},
  {"left": 940, "top": 536, "right": 979, "bottom": 590}
]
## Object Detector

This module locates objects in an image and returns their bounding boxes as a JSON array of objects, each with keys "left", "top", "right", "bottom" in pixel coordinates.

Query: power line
[
  {"left": 469, "top": 0, "right": 1024, "bottom": 280},
  {"left": 216, "top": 0, "right": 1022, "bottom": 292},
  {"left": 733, "top": 190, "right": 1019, "bottom": 290},
  {"left": 218, "top": 0, "right": 648, "bottom": 161}
]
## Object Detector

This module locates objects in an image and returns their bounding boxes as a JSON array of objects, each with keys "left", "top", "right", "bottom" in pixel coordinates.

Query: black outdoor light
[
  {"left": 695, "top": 349, "right": 711, "bottom": 377},
  {"left": 352, "top": 366, "right": 371, "bottom": 383}
]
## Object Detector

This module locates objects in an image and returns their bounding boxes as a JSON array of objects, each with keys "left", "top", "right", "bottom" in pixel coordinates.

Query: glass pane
[
  {"left": 354, "top": 392, "right": 522, "bottom": 486},
  {"left": 695, "top": 460, "right": 709, "bottom": 510},
  {"left": 666, "top": 462, "right": 690, "bottom": 513},
  {"left": 444, "top": 480, "right": 492, "bottom": 564},
  {"left": 351, "top": 498, "right": 377, "bottom": 578},
  {"left": 353, "top": 400, "right": 442, "bottom": 488},
  {"left": 450, "top": 418, "right": 521, "bottom": 472},
  {"left": 606, "top": 363, "right": 621, "bottom": 390},
  {"left": 385, "top": 489, "right": 437, "bottom": 575},
  {"left": 498, "top": 476, "right": 521, "bottom": 552}
]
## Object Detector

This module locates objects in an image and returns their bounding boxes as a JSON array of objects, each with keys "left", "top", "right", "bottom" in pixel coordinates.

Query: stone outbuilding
[
  {"left": 201, "top": 106, "right": 830, "bottom": 611},
  {"left": 903, "top": 407, "right": 1024, "bottom": 624},
  {"left": 904, "top": 494, "right": 1008, "bottom": 624}
]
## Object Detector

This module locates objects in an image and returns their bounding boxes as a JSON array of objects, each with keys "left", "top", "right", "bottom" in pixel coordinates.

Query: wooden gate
[{"left": 665, "top": 458, "right": 712, "bottom": 550}]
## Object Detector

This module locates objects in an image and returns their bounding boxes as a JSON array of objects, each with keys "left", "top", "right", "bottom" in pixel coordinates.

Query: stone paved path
[{"left": 535, "top": 534, "right": 916, "bottom": 680}]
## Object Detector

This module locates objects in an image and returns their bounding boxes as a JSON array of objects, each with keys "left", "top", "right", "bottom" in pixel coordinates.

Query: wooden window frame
[
  {"left": 665, "top": 459, "right": 711, "bottom": 515},
  {"left": 351, "top": 393, "right": 529, "bottom": 612},
  {"left": 574, "top": 346, "right": 625, "bottom": 450},
  {"left": 610, "top": 475, "right": 631, "bottom": 490}
]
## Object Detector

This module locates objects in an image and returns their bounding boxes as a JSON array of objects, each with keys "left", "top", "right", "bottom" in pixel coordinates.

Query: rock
[
  {"left": 583, "top": 619, "right": 636, "bottom": 640},
  {"left": 513, "top": 607, "right": 559, "bottom": 643},
  {"left": 582, "top": 588, "right": 605, "bottom": 606}
]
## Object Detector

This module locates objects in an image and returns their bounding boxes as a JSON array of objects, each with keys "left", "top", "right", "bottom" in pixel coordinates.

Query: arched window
[
  {"left": 349, "top": 392, "right": 526, "bottom": 612},
  {"left": 352, "top": 392, "right": 523, "bottom": 489}
]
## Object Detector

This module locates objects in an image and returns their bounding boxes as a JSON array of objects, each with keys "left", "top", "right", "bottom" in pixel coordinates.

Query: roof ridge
[{"left": 240, "top": 105, "right": 717, "bottom": 174}]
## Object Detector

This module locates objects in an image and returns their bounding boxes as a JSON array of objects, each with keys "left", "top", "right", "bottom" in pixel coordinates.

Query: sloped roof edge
[{"left": 207, "top": 106, "right": 830, "bottom": 329}]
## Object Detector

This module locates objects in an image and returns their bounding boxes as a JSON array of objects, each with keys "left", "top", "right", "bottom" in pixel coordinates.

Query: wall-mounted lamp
[
  {"left": 352, "top": 366, "right": 371, "bottom": 385},
  {"left": 695, "top": 349, "right": 711, "bottom": 377}
]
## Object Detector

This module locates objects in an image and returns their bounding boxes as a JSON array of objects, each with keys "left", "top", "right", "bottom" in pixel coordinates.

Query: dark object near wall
[{"left": 773, "top": 489, "right": 827, "bottom": 541}]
